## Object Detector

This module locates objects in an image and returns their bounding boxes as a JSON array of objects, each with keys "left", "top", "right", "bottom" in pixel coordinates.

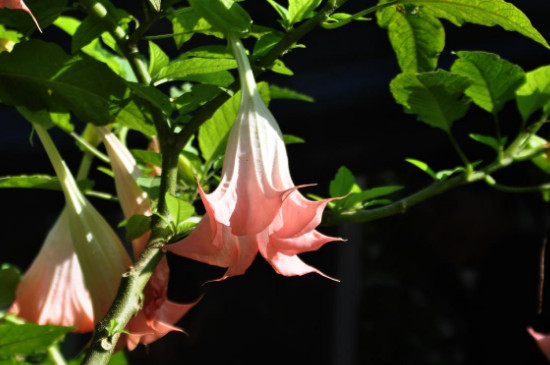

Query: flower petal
[
  {"left": 10, "top": 210, "right": 94, "bottom": 332},
  {"left": 0, "top": 0, "right": 41, "bottom": 32},
  {"left": 528, "top": 327, "right": 550, "bottom": 361}
]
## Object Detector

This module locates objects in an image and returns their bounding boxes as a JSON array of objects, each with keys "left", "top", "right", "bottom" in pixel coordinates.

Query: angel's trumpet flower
[
  {"left": 32, "top": 124, "right": 132, "bottom": 322},
  {"left": 96, "top": 127, "right": 197, "bottom": 349},
  {"left": 9, "top": 209, "right": 94, "bottom": 332},
  {"left": 167, "top": 35, "right": 342, "bottom": 280}
]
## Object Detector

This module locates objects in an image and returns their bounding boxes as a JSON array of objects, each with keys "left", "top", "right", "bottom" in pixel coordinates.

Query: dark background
[{"left": 3, "top": 0, "right": 550, "bottom": 364}]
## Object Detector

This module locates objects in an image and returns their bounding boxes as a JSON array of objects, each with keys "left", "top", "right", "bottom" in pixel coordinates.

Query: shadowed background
[{"left": 3, "top": 0, "right": 550, "bottom": 364}]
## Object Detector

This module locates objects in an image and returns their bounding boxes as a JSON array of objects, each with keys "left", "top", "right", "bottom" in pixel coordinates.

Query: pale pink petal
[
  {"left": 220, "top": 233, "right": 260, "bottom": 279},
  {"left": 528, "top": 327, "right": 550, "bottom": 361},
  {"left": 0, "top": 0, "right": 41, "bottom": 32},
  {"left": 9, "top": 210, "right": 94, "bottom": 332},
  {"left": 269, "top": 230, "right": 342, "bottom": 256},
  {"left": 258, "top": 237, "right": 338, "bottom": 281}
]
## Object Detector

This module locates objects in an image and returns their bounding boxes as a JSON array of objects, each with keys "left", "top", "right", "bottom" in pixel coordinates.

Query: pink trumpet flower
[
  {"left": 96, "top": 126, "right": 197, "bottom": 349},
  {"left": 528, "top": 327, "right": 550, "bottom": 361},
  {"left": 0, "top": 0, "right": 41, "bottom": 32},
  {"left": 9, "top": 210, "right": 94, "bottom": 332},
  {"left": 32, "top": 124, "right": 132, "bottom": 324},
  {"left": 167, "top": 35, "right": 342, "bottom": 281}
]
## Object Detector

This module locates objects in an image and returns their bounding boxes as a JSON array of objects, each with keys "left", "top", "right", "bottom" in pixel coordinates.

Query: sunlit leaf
[
  {"left": 377, "top": 4, "right": 444, "bottom": 72},
  {"left": 71, "top": 16, "right": 103, "bottom": 53},
  {"left": 188, "top": 0, "right": 251, "bottom": 35},
  {"left": 0, "top": 324, "right": 71, "bottom": 357},
  {"left": 269, "top": 85, "right": 313, "bottom": 102},
  {"left": 516, "top": 66, "right": 550, "bottom": 122},
  {"left": 390, "top": 70, "right": 472, "bottom": 132},
  {"left": 405, "top": 158, "right": 437, "bottom": 179},
  {"left": 288, "top": 0, "right": 322, "bottom": 25},
  {"left": 148, "top": 41, "right": 169, "bottom": 79},
  {"left": 451, "top": 51, "right": 524, "bottom": 113}
]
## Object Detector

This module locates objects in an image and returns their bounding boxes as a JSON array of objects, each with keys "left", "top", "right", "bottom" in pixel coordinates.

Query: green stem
[
  {"left": 484, "top": 175, "right": 550, "bottom": 193},
  {"left": 47, "top": 346, "right": 67, "bottom": 365},
  {"left": 447, "top": 132, "right": 472, "bottom": 176},
  {"left": 321, "top": 0, "right": 398, "bottom": 29},
  {"left": 323, "top": 126, "right": 537, "bottom": 226},
  {"left": 143, "top": 29, "right": 212, "bottom": 41}
]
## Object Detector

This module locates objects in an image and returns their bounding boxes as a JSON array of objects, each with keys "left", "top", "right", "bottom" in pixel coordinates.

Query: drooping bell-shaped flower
[
  {"left": 9, "top": 209, "right": 94, "bottom": 332},
  {"left": 0, "top": 0, "right": 41, "bottom": 32},
  {"left": 167, "top": 35, "right": 341, "bottom": 280},
  {"left": 33, "top": 124, "right": 132, "bottom": 323},
  {"left": 96, "top": 126, "right": 197, "bottom": 349},
  {"left": 528, "top": 327, "right": 550, "bottom": 361}
]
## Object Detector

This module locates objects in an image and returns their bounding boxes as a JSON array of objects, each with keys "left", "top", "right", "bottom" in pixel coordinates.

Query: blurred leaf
[
  {"left": 136, "top": 177, "right": 161, "bottom": 199},
  {"left": 469, "top": 133, "right": 506, "bottom": 151},
  {"left": 183, "top": 45, "right": 233, "bottom": 59},
  {"left": 181, "top": 71, "right": 235, "bottom": 87},
  {"left": 71, "top": 16, "right": 103, "bottom": 54},
  {"left": 524, "top": 134, "right": 550, "bottom": 174},
  {"left": 0, "top": 324, "right": 71, "bottom": 357},
  {"left": 283, "top": 134, "right": 305, "bottom": 144},
  {"left": 124, "top": 214, "right": 151, "bottom": 242},
  {"left": 127, "top": 82, "right": 172, "bottom": 116},
  {"left": 516, "top": 66, "right": 550, "bottom": 122},
  {"left": 188, "top": 0, "right": 252, "bottom": 34},
  {"left": 329, "top": 166, "right": 360, "bottom": 198},
  {"left": 0, "top": 174, "right": 93, "bottom": 192},
  {"left": 269, "top": 85, "right": 313, "bottom": 102},
  {"left": 148, "top": 41, "right": 169, "bottom": 79},
  {"left": 450, "top": 51, "right": 525, "bottom": 113},
  {"left": 377, "top": 5, "right": 444, "bottom": 72},
  {"left": 266, "top": 0, "right": 290, "bottom": 29},
  {"left": 0, "top": 264, "right": 20, "bottom": 307},
  {"left": 288, "top": 0, "right": 322, "bottom": 25},
  {"left": 390, "top": 70, "right": 471, "bottom": 132},
  {"left": 393, "top": 0, "right": 549, "bottom": 49},
  {"left": 434, "top": 166, "right": 467, "bottom": 180},
  {"left": 253, "top": 32, "right": 283, "bottom": 57},
  {"left": 17, "top": 108, "right": 72, "bottom": 133},
  {"left": 175, "top": 84, "right": 223, "bottom": 114},
  {"left": 269, "top": 59, "right": 293, "bottom": 75},
  {"left": 131, "top": 149, "right": 162, "bottom": 167},
  {"left": 405, "top": 158, "right": 437, "bottom": 179},
  {"left": 149, "top": 0, "right": 161, "bottom": 12}
]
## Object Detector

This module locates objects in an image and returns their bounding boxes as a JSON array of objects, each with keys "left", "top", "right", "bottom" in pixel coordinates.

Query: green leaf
[
  {"left": 149, "top": 0, "right": 161, "bottom": 12},
  {"left": 266, "top": 0, "right": 290, "bottom": 29},
  {"left": 188, "top": 0, "right": 252, "bottom": 35},
  {"left": 450, "top": 51, "right": 525, "bottom": 113},
  {"left": 183, "top": 45, "right": 233, "bottom": 59},
  {"left": 198, "top": 91, "right": 240, "bottom": 162},
  {"left": 71, "top": 16, "right": 103, "bottom": 54},
  {"left": 148, "top": 41, "right": 169, "bottom": 79},
  {"left": 136, "top": 177, "right": 161, "bottom": 199},
  {"left": 154, "top": 58, "right": 237, "bottom": 84},
  {"left": 0, "top": 324, "right": 71, "bottom": 357},
  {"left": 169, "top": 7, "right": 223, "bottom": 48},
  {"left": 377, "top": 5, "right": 444, "bottom": 72},
  {"left": 269, "top": 59, "right": 294, "bottom": 75},
  {"left": 253, "top": 32, "right": 283, "bottom": 57},
  {"left": 0, "top": 175, "right": 61, "bottom": 190},
  {"left": 124, "top": 214, "right": 151, "bottom": 242},
  {"left": 524, "top": 134, "right": 550, "bottom": 174},
  {"left": 0, "top": 264, "right": 20, "bottom": 307},
  {"left": 283, "top": 134, "right": 305, "bottom": 144},
  {"left": 109, "top": 351, "right": 129, "bottom": 365},
  {"left": 131, "top": 149, "right": 162, "bottom": 167},
  {"left": 405, "top": 158, "right": 437, "bottom": 179},
  {"left": 288, "top": 0, "right": 322, "bottom": 25},
  {"left": 469, "top": 133, "right": 505, "bottom": 151},
  {"left": 343, "top": 185, "right": 404, "bottom": 210},
  {"left": 516, "top": 66, "right": 550, "bottom": 122},
  {"left": 165, "top": 193, "right": 195, "bottom": 234},
  {"left": 390, "top": 70, "right": 472, "bottom": 132},
  {"left": 175, "top": 84, "right": 223, "bottom": 114},
  {"left": 0, "top": 40, "right": 155, "bottom": 136},
  {"left": 181, "top": 71, "right": 235, "bottom": 87},
  {"left": 269, "top": 85, "right": 313, "bottom": 102},
  {"left": 393, "top": 0, "right": 549, "bottom": 49},
  {"left": 17, "top": 108, "right": 73, "bottom": 133},
  {"left": 329, "top": 166, "right": 360, "bottom": 198},
  {"left": 127, "top": 82, "right": 173, "bottom": 116}
]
